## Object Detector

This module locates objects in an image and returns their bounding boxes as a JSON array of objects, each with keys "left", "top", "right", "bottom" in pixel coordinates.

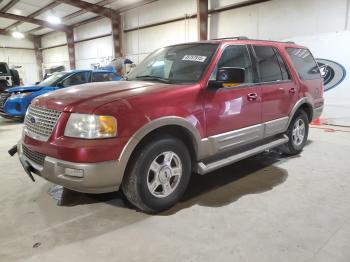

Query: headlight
[
  {"left": 11, "top": 92, "right": 32, "bottom": 98},
  {"left": 64, "top": 113, "right": 117, "bottom": 139}
]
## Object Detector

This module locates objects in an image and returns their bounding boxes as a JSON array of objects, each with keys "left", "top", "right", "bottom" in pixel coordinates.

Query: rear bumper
[
  {"left": 18, "top": 141, "right": 123, "bottom": 193},
  {"left": 313, "top": 105, "right": 323, "bottom": 120}
]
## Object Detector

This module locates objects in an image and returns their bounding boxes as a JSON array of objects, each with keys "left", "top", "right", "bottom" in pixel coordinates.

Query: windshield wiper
[{"left": 135, "top": 75, "right": 171, "bottom": 83}]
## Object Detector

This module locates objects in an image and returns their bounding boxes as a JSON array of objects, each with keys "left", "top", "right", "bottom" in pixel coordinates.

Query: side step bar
[{"left": 197, "top": 135, "right": 289, "bottom": 175}]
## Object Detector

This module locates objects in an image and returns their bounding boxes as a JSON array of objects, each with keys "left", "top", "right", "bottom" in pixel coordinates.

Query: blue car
[{"left": 0, "top": 69, "right": 121, "bottom": 118}]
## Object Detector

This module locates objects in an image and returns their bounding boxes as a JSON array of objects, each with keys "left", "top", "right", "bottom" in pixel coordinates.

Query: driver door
[{"left": 204, "top": 44, "right": 262, "bottom": 151}]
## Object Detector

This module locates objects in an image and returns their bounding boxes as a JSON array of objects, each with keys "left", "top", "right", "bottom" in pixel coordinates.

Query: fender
[
  {"left": 287, "top": 98, "right": 313, "bottom": 126},
  {"left": 115, "top": 116, "right": 205, "bottom": 178}
]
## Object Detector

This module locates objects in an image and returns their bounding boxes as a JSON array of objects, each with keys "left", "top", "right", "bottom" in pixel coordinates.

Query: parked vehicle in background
[
  {"left": 0, "top": 69, "right": 121, "bottom": 119},
  {"left": 0, "top": 62, "right": 20, "bottom": 92},
  {"left": 15, "top": 38, "right": 324, "bottom": 213}
]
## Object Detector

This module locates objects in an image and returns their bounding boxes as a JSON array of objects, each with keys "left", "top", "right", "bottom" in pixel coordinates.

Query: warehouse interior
[{"left": 0, "top": 0, "right": 350, "bottom": 261}]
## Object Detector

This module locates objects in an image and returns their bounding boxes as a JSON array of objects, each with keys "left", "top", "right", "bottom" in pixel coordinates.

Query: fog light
[{"left": 64, "top": 168, "right": 84, "bottom": 178}]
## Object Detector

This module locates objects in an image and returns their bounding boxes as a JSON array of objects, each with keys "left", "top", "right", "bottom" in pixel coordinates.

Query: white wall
[
  {"left": 123, "top": 0, "right": 198, "bottom": 63},
  {"left": 209, "top": 0, "right": 350, "bottom": 40},
  {"left": 0, "top": 35, "right": 37, "bottom": 84},
  {"left": 41, "top": 18, "right": 114, "bottom": 71}
]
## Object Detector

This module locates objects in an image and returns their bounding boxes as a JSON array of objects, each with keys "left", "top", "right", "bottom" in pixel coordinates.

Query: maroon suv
[{"left": 16, "top": 38, "right": 324, "bottom": 213}]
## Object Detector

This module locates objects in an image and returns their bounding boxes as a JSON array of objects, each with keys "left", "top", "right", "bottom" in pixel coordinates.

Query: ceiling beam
[
  {"left": 56, "top": 0, "right": 114, "bottom": 18},
  {"left": 118, "top": 0, "right": 158, "bottom": 13},
  {"left": 25, "top": 0, "right": 117, "bottom": 35},
  {"left": 0, "top": 11, "right": 71, "bottom": 32},
  {"left": 5, "top": 1, "right": 61, "bottom": 31},
  {"left": 62, "top": 0, "right": 116, "bottom": 21},
  {"left": 0, "top": 28, "right": 34, "bottom": 40},
  {"left": 197, "top": 0, "right": 208, "bottom": 41},
  {"left": 0, "top": 0, "right": 20, "bottom": 12}
]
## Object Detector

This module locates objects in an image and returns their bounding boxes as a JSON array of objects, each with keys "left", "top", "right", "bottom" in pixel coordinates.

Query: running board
[{"left": 197, "top": 135, "right": 289, "bottom": 175}]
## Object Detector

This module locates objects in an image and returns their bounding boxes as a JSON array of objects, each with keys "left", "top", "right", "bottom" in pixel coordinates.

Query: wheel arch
[
  {"left": 288, "top": 98, "right": 313, "bottom": 125},
  {"left": 116, "top": 117, "right": 202, "bottom": 179}
]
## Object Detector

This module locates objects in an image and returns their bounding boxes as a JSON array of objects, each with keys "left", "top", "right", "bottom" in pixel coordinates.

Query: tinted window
[
  {"left": 275, "top": 51, "right": 290, "bottom": 80},
  {"left": 212, "top": 45, "right": 253, "bottom": 84},
  {"left": 254, "top": 46, "right": 283, "bottom": 82},
  {"left": 0, "top": 64, "right": 9, "bottom": 74},
  {"left": 62, "top": 72, "right": 90, "bottom": 87},
  {"left": 286, "top": 48, "right": 320, "bottom": 80},
  {"left": 92, "top": 72, "right": 117, "bottom": 82}
]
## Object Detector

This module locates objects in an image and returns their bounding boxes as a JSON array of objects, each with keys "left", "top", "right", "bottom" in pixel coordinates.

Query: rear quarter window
[{"left": 286, "top": 48, "right": 321, "bottom": 80}]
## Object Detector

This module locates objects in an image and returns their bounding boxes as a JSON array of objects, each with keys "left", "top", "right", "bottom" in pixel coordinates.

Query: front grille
[
  {"left": 0, "top": 92, "right": 11, "bottom": 111},
  {"left": 24, "top": 105, "right": 61, "bottom": 141},
  {"left": 22, "top": 144, "right": 45, "bottom": 166}
]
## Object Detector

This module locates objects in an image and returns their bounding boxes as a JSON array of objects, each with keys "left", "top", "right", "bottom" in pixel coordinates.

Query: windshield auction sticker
[{"left": 182, "top": 55, "right": 207, "bottom": 62}]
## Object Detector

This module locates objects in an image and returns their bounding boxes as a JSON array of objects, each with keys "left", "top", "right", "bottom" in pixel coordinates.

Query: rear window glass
[
  {"left": 0, "top": 64, "right": 8, "bottom": 74},
  {"left": 286, "top": 48, "right": 320, "bottom": 80}
]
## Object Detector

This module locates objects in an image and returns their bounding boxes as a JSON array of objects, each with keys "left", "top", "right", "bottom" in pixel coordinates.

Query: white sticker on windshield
[{"left": 182, "top": 55, "right": 207, "bottom": 62}]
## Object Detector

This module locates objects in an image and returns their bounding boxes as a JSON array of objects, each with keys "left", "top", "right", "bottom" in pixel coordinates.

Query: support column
[
  {"left": 111, "top": 12, "right": 122, "bottom": 58},
  {"left": 197, "top": 0, "right": 208, "bottom": 40},
  {"left": 66, "top": 28, "right": 76, "bottom": 70},
  {"left": 33, "top": 36, "right": 43, "bottom": 81}
]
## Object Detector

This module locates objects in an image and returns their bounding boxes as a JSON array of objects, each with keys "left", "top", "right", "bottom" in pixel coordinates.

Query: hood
[
  {"left": 32, "top": 81, "right": 169, "bottom": 113},
  {"left": 6, "top": 85, "right": 47, "bottom": 93}
]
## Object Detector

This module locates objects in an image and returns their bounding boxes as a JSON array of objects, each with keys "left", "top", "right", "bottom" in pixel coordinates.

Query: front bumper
[{"left": 17, "top": 141, "right": 123, "bottom": 193}]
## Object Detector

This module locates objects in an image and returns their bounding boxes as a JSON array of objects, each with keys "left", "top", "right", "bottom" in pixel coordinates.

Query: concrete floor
[{"left": 0, "top": 117, "right": 349, "bottom": 262}]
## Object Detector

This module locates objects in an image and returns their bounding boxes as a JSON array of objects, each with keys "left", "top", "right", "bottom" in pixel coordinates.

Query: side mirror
[
  {"left": 35, "top": 81, "right": 40, "bottom": 85},
  {"left": 56, "top": 82, "right": 64, "bottom": 88},
  {"left": 209, "top": 67, "right": 245, "bottom": 88}
]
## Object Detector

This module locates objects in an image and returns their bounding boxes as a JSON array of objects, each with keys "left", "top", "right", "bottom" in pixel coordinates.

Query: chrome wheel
[
  {"left": 147, "top": 151, "right": 182, "bottom": 198},
  {"left": 292, "top": 118, "right": 305, "bottom": 146}
]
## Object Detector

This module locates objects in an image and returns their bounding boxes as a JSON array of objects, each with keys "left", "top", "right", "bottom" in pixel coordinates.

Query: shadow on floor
[
  {"left": 48, "top": 151, "right": 289, "bottom": 214},
  {"left": 164, "top": 151, "right": 288, "bottom": 215},
  {"left": 0, "top": 117, "right": 23, "bottom": 126}
]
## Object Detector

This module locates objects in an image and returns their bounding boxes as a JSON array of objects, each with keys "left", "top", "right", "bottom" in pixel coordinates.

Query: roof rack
[
  {"left": 212, "top": 36, "right": 249, "bottom": 40},
  {"left": 211, "top": 37, "right": 297, "bottom": 45}
]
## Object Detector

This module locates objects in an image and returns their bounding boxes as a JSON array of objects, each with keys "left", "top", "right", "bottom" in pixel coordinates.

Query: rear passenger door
[{"left": 252, "top": 45, "right": 298, "bottom": 124}]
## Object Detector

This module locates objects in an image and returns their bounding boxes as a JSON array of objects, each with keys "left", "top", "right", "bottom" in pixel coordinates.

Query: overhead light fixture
[
  {"left": 47, "top": 15, "right": 61, "bottom": 24},
  {"left": 12, "top": 31, "right": 24, "bottom": 39}
]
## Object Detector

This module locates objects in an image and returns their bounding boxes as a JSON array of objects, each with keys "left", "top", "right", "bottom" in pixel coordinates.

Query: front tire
[
  {"left": 122, "top": 135, "right": 191, "bottom": 213},
  {"left": 282, "top": 110, "right": 309, "bottom": 155}
]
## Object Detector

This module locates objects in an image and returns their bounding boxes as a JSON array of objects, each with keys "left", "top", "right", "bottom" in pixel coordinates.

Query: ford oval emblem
[{"left": 30, "top": 116, "right": 37, "bottom": 124}]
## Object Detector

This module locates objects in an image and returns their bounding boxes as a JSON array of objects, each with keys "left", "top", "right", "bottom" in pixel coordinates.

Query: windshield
[
  {"left": 38, "top": 72, "right": 67, "bottom": 86},
  {"left": 127, "top": 43, "right": 218, "bottom": 83}
]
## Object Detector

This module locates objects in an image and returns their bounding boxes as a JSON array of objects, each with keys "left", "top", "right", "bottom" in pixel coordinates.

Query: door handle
[
  {"left": 247, "top": 93, "right": 258, "bottom": 101},
  {"left": 289, "top": 87, "right": 296, "bottom": 94}
]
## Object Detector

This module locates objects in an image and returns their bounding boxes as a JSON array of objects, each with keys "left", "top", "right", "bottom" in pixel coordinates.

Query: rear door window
[
  {"left": 253, "top": 46, "right": 285, "bottom": 82},
  {"left": 286, "top": 48, "right": 320, "bottom": 80}
]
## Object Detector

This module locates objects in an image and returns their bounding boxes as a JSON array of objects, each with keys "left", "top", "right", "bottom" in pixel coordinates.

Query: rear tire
[
  {"left": 122, "top": 135, "right": 191, "bottom": 213},
  {"left": 282, "top": 110, "right": 309, "bottom": 155}
]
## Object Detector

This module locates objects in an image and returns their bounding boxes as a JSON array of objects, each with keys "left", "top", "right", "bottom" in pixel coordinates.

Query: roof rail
[
  {"left": 285, "top": 41, "right": 296, "bottom": 44},
  {"left": 212, "top": 36, "right": 249, "bottom": 40}
]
